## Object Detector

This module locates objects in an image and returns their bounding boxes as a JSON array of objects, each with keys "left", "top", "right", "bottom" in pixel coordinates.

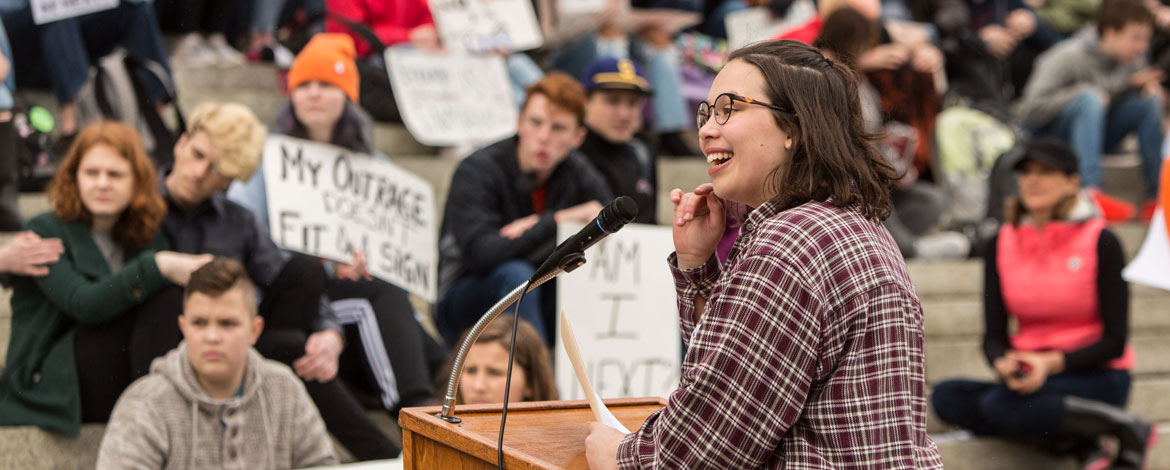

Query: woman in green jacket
[{"left": 0, "top": 121, "right": 210, "bottom": 437}]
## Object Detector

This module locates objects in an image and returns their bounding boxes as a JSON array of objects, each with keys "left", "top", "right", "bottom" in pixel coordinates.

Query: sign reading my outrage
[
  {"left": 263, "top": 135, "right": 438, "bottom": 302},
  {"left": 555, "top": 223, "right": 681, "bottom": 400}
]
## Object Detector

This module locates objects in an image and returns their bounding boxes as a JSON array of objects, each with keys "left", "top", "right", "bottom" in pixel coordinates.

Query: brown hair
[
  {"left": 48, "top": 121, "right": 166, "bottom": 250},
  {"left": 1098, "top": 0, "right": 1153, "bottom": 36},
  {"left": 184, "top": 258, "right": 258, "bottom": 316},
  {"left": 521, "top": 72, "right": 587, "bottom": 127},
  {"left": 815, "top": 7, "right": 879, "bottom": 70},
  {"left": 727, "top": 40, "right": 895, "bottom": 221},
  {"left": 1003, "top": 194, "right": 1078, "bottom": 226},
  {"left": 434, "top": 315, "right": 558, "bottom": 404}
]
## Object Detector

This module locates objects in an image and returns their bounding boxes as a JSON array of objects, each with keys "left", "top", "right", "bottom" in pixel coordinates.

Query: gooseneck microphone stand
[
  {"left": 438, "top": 262, "right": 581, "bottom": 423},
  {"left": 439, "top": 196, "right": 637, "bottom": 424}
]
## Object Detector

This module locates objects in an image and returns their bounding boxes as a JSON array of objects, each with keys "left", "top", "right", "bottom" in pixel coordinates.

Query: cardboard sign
[
  {"left": 725, "top": 7, "right": 772, "bottom": 51},
  {"left": 31, "top": 0, "right": 118, "bottom": 24},
  {"left": 386, "top": 48, "right": 517, "bottom": 147},
  {"left": 554, "top": 223, "right": 681, "bottom": 400},
  {"left": 428, "top": 0, "right": 543, "bottom": 53},
  {"left": 725, "top": 0, "right": 816, "bottom": 51},
  {"left": 262, "top": 136, "right": 438, "bottom": 302},
  {"left": 1123, "top": 208, "right": 1170, "bottom": 292},
  {"left": 558, "top": 0, "right": 608, "bottom": 17}
]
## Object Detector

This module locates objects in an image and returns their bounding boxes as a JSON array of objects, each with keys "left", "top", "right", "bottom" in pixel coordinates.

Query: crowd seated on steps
[{"left": 0, "top": 0, "right": 1169, "bottom": 468}]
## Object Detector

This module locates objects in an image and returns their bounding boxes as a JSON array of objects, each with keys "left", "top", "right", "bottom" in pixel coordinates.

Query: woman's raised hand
[
  {"left": 155, "top": 251, "right": 214, "bottom": 286},
  {"left": 671, "top": 184, "right": 725, "bottom": 270}
]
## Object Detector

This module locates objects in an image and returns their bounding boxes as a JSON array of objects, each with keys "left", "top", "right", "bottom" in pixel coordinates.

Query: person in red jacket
[
  {"left": 932, "top": 139, "right": 1156, "bottom": 469},
  {"left": 326, "top": 0, "right": 439, "bottom": 57}
]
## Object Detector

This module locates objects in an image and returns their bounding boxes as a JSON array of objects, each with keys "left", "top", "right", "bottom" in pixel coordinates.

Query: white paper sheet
[
  {"left": 1122, "top": 208, "right": 1170, "bottom": 291},
  {"left": 560, "top": 312, "right": 631, "bottom": 433}
]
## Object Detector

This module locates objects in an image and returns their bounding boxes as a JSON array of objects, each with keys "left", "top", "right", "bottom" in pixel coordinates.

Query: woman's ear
[{"left": 784, "top": 136, "right": 793, "bottom": 151}]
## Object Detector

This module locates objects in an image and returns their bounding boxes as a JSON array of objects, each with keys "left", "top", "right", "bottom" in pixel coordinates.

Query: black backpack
[
  {"left": 10, "top": 97, "right": 56, "bottom": 192},
  {"left": 326, "top": 14, "right": 404, "bottom": 123}
]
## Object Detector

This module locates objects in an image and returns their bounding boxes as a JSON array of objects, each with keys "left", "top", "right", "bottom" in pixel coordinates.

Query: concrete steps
[{"left": 934, "top": 423, "right": 1170, "bottom": 470}]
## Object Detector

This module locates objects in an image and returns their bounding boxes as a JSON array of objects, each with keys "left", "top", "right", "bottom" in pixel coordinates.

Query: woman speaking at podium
[{"left": 585, "top": 40, "right": 943, "bottom": 469}]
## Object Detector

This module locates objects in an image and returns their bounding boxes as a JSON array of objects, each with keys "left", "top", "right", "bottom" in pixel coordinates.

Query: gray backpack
[{"left": 73, "top": 48, "right": 184, "bottom": 166}]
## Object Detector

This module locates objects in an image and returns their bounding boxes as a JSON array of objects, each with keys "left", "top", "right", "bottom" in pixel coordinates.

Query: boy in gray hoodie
[
  {"left": 1015, "top": 0, "right": 1162, "bottom": 223},
  {"left": 96, "top": 258, "right": 338, "bottom": 469}
]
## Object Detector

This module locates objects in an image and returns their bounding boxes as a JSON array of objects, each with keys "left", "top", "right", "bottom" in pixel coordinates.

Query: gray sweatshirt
[
  {"left": 96, "top": 343, "right": 338, "bottom": 469},
  {"left": 1015, "top": 26, "right": 1148, "bottom": 127}
]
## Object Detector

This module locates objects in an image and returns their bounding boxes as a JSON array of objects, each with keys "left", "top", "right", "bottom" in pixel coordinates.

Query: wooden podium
[{"left": 398, "top": 397, "right": 665, "bottom": 470}]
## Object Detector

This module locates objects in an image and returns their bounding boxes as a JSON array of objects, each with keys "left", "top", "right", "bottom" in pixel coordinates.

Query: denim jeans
[
  {"left": 695, "top": 0, "right": 747, "bottom": 39},
  {"left": 2, "top": 1, "right": 172, "bottom": 103},
  {"left": 508, "top": 53, "right": 544, "bottom": 109},
  {"left": 436, "top": 260, "right": 550, "bottom": 347},
  {"left": 548, "top": 34, "right": 688, "bottom": 133},
  {"left": 0, "top": 21, "right": 12, "bottom": 110},
  {"left": 931, "top": 369, "right": 1131, "bottom": 436},
  {"left": 1032, "top": 91, "right": 1165, "bottom": 198},
  {"left": 250, "top": 0, "right": 324, "bottom": 35}
]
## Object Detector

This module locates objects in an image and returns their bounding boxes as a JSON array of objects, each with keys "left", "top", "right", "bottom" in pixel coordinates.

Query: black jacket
[
  {"left": 438, "top": 137, "right": 612, "bottom": 294},
  {"left": 578, "top": 128, "right": 657, "bottom": 225}
]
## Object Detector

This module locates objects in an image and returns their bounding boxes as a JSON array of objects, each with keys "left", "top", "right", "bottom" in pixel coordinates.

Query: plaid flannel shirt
[{"left": 617, "top": 200, "right": 943, "bottom": 469}]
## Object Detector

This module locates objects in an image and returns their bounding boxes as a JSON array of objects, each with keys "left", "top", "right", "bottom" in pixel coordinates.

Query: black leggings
[
  {"left": 75, "top": 286, "right": 183, "bottom": 423},
  {"left": 74, "top": 251, "right": 330, "bottom": 422},
  {"left": 153, "top": 0, "right": 236, "bottom": 35},
  {"left": 122, "top": 253, "right": 328, "bottom": 379},
  {"left": 327, "top": 279, "right": 438, "bottom": 410},
  {"left": 256, "top": 329, "right": 401, "bottom": 460}
]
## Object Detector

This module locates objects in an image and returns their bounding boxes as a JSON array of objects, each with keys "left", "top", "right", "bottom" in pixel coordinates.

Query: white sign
[
  {"left": 558, "top": 0, "right": 608, "bottom": 17},
  {"left": 31, "top": 0, "right": 118, "bottom": 24},
  {"left": 725, "top": 0, "right": 816, "bottom": 51},
  {"left": 725, "top": 7, "right": 772, "bottom": 51},
  {"left": 386, "top": 48, "right": 517, "bottom": 147},
  {"left": 262, "top": 136, "right": 438, "bottom": 302},
  {"left": 1123, "top": 209, "right": 1170, "bottom": 292},
  {"left": 428, "top": 0, "right": 543, "bottom": 53},
  {"left": 554, "top": 223, "right": 681, "bottom": 400}
]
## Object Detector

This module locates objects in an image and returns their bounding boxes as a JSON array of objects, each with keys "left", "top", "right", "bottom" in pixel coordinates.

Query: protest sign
[
  {"left": 725, "top": 0, "right": 816, "bottom": 51},
  {"left": 428, "top": 0, "right": 543, "bottom": 53},
  {"left": 1123, "top": 209, "right": 1170, "bottom": 291},
  {"left": 726, "top": 7, "right": 772, "bottom": 51},
  {"left": 555, "top": 223, "right": 680, "bottom": 400},
  {"left": 262, "top": 135, "right": 438, "bottom": 302},
  {"left": 386, "top": 48, "right": 517, "bottom": 147},
  {"left": 31, "top": 0, "right": 117, "bottom": 24}
]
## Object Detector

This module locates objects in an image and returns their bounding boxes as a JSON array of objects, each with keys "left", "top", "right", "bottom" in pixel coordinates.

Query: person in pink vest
[{"left": 931, "top": 138, "right": 1155, "bottom": 469}]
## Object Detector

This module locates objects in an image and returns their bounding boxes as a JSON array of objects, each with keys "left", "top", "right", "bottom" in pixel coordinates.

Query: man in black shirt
[
  {"left": 436, "top": 73, "right": 612, "bottom": 347},
  {"left": 579, "top": 58, "right": 658, "bottom": 225}
]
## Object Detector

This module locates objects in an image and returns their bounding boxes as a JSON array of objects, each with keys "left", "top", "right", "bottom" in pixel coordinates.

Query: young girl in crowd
[
  {"left": 0, "top": 122, "right": 209, "bottom": 436},
  {"left": 228, "top": 32, "right": 442, "bottom": 427},
  {"left": 434, "top": 315, "right": 558, "bottom": 405},
  {"left": 585, "top": 39, "right": 943, "bottom": 469},
  {"left": 932, "top": 139, "right": 1155, "bottom": 469}
]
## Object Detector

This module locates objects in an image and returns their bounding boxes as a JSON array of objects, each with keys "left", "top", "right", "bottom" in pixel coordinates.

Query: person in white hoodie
[{"left": 96, "top": 258, "right": 338, "bottom": 469}]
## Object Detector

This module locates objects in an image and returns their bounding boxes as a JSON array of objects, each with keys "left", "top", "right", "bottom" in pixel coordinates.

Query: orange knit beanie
[{"left": 287, "top": 33, "right": 360, "bottom": 102}]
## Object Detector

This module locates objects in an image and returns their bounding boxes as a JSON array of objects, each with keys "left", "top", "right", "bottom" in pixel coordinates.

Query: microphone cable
[{"left": 496, "top": 280, "right": 529, "bottom": 470}]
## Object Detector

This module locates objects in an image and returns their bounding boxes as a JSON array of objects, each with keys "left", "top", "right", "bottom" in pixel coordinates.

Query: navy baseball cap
[{"left": 582, "top": 57, "right": 653, "bottom": 95}]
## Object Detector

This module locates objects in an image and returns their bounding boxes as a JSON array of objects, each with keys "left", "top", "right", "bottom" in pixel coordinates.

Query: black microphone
[{"left": 528, "top": 196, "right": 639, "bottom": 283}]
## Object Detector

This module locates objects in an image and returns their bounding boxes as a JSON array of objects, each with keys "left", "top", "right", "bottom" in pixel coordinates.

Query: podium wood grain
[{"left": 399, "top": 398, "right": 666, "bottom": 470}]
